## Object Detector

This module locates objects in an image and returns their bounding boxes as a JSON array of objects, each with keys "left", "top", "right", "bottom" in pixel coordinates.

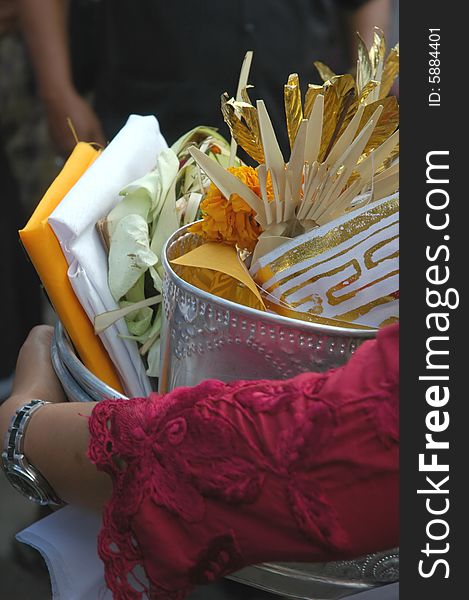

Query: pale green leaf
[
  {"left": 94, "top": 293, "right": 161, "bottom": 333},
  {"left": 183, "top": 192, "right": 203, "bottom": 225},
  {"left": 117, "top": 303, "right": 162, "bottom": 344},
  {"left": 108, "top": 214, "right": 158, "bottom": 301},
  {"left": 171, "top": 126, "right": 231, "bottom": 157},
  {"left": 125, "top": 274, "right": 146, "bottom": 303},
  {"left": 150, "top": 148, "right": 180, "bottom": 222},
  {"left": 107, "top": 171, "right": 161, "bottom": 237},
  {"left": 124, "top": 305, "right": 153, "bottom": 337},
  {"left": 150, "top": 159, "right": 180, "bottom": 260}
]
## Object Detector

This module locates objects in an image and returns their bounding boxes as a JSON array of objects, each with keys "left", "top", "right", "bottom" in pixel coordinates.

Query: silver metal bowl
[
  {"left": 229, "top": 549, "right": 399, "bottom": 598},
  {"left": 51, "top": 321, "right": 125, "bottom": 402},
  {"left": 159, "top": 224, "right": 376, "bottom": 393}
]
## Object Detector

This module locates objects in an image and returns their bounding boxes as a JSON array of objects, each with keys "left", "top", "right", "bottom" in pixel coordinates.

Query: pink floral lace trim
[{"left": 88, "top": 366, "right": 398, "bottom": 599}]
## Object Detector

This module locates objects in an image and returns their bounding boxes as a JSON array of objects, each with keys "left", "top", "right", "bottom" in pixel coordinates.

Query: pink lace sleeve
[{"left": 88, "top": 324, "right": 399, "bottom": 600}]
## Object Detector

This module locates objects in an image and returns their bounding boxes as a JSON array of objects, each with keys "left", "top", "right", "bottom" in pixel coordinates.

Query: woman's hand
[
  {"left": 44, "top": 90, "right": 106, "bottom": 157},
  {"left": 1, "top": 326, "right": 112, "bottom": 508},
  {"left": 0, "top": 325, "right": 66, "bottom": 445},
  {"left": 11, "top": 325, "right": 66, "bottom": 404}
]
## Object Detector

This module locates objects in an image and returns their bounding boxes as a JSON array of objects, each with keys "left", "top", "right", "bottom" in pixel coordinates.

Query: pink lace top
[{"left": 88, "top": 323, "right": 399, "bottom": 599}]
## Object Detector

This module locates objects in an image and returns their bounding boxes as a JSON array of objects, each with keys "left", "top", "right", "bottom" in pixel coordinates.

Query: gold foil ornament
[
  {"left": 284, "top": 73, "right": 304, "bottom": 149},
  {"left": 189, "top": 30, "right": 401, "bottom": 329},
  {"left": 304, "top": 84, "right": 324, "bottom": 118},
  {"left": 356, "top": 33, "right": 374, "bottom": 93},
  {"left": 313, "top": 61, "right": 336, "bottom": 83},
  {"left": 357, "top": 96, "right": 399, "bottom": 157},
  {"left": 221, "top": 93, "right": 265, "bottom": 164},
  {"left": 319, "top": 74, "right": 357, "bottom": 161},
  {"left": 359, "top": 80, "right": 380, "bottom": 104},
  {"left": 380, "top": 43, "right": 399, "bottom": 99},
  {"left": 369, "top": 28, "right": 386, "bottom": 75},
  {"left": 356, "top": 28, "right": 399, "bottom": 102},
  {"left": 214, "top": 53, "right": 398, "bottom": 241}
]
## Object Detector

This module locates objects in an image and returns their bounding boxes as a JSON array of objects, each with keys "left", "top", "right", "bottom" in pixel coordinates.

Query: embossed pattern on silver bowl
[
  {"left": 159, "top": 223, "right": 376, "bottom": 393},
  {"left": 230, "top": 548, "right": 399, "bottom": 598}
]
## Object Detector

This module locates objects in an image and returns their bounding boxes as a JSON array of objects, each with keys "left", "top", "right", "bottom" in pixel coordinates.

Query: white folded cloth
[
  {"left": 49, "top": 115, "right": 168, "bottom": 397},
  {"left": 16, "top": 506, "right": 111, "bottom": 600}
]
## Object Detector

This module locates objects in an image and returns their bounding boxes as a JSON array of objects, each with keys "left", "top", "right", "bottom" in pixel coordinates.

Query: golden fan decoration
[{"left": 193, "top": 28, "right": 399, "bottom": 250}]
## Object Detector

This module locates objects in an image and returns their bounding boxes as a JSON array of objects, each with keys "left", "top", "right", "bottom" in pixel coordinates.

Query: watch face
[{"left": 5, "top": 467, "right": 45, "bottom": 504}]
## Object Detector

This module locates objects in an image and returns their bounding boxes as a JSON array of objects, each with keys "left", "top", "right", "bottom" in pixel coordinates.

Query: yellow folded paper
[
  {"left": 19, "top": 142, "right": 124, "bottom": 393},
  {"left": 171, "top": 242, "right": 266, "bottom": 311}
]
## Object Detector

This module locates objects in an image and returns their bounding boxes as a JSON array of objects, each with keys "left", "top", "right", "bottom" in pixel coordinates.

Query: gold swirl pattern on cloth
[{"left": 250, "top": 194, "right": 399, "bottom": 328}]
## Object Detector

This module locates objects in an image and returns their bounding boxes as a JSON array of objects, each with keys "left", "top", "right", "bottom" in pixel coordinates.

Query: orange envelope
[{"left": 19, "top": 142, "right": 124, "bottom": 393}]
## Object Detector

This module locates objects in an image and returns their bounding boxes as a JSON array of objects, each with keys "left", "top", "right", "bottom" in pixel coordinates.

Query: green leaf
[
  {"left": 125, "top": 305, "right": 153, "bottom": 337},
  {"left": 150, "top": 148, "right": 180, "bottom": 224},
  {"left": 170, "top": 126, "right": 231, "bottom": 157},
  {"left": 94, "top": 293, "right": 161, "bottom": 334},
  {"left": 150, "top": 151, "right": 180, "bottom": 260},
  {"left": 107, "top": 171, "right": 161, "bottom": 237},
  {"left": 108, "top": 214, "right": 158, "bottom": 301}
]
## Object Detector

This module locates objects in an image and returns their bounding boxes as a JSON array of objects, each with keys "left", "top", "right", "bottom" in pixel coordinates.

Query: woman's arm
[
  {"left": 24, "top": 401, "right": 112, "bottom": 510},
  {"left": 1, "top": 322, "right": 398, "bottom": 514},
  {"left": 0, "top": 326, "right": 111, "bottom": 510}
]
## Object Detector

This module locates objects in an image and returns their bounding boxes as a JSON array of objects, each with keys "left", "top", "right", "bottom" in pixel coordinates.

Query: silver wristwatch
[{"left": 2, "top": 399, "right": 63, "bottom": 506}]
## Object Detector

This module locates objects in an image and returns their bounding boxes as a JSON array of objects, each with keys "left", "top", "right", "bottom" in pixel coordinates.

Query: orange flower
[{"left": 190, "top": 166, "right": 273, "bottom": 252}]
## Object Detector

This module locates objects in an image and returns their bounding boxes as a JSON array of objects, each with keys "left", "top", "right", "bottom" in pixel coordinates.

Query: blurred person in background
[
  {"left": 1, "top": 3, "right": 53, "bottom": 588},
  {"left": 0, "top": 0, "right": 48, "bottom": 400},
  {"left": 18, "top": 0, "right": 391, "bottom": 157}
]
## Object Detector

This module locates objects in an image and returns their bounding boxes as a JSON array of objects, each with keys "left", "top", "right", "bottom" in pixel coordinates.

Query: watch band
[
  {"left": 3, "top": 399, "right": 46, "bottom": 463},
  {"left": 2, "top": 399, "right": 63, "bottom": 506}
]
